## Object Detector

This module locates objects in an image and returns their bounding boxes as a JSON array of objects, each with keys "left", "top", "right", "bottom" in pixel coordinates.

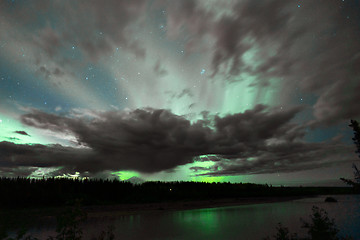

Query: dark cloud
[
  {"left": 0, "top": 105, "right": 338, "bottom": 177},
  {"left": 192, "top": 140, "right": 356, "bottom": 176},
  {"left": 0, "top": 141, "right": 93, "bottom": 177},
  {"left": 0, "top": 141, "right": 91, "bottom": 169},
  {"left": 20, "top": 108, "right": 209, "bottom": 173},
  {"left": 14, "top": 131, "right": 30, "bottom": 136}
]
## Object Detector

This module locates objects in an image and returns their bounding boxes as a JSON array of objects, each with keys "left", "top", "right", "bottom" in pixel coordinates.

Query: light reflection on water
[{"left": 29, "top": 195, "right": 359, "bottom": 239}]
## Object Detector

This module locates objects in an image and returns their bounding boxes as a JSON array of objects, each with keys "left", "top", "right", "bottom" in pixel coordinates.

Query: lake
[{"left": 27, "top": 195, "right": 360, "bottom": 239}]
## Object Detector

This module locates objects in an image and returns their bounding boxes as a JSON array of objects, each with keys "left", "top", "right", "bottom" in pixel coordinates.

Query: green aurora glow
[{"left": 0, "top": 0, "right": 358, "bottom": 185}]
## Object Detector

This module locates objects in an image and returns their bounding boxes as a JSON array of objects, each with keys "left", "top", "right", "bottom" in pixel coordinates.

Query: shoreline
[
  {"left": 0, "top": 195, "right": 335, "bottom": 229},
  {"left": 1, "top": 196, "right": 314, "bottom": 219}
]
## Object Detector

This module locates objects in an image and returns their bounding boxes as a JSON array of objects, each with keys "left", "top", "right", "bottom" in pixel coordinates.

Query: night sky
[{"left": 0, "top": 0, "right": 359, "bottom": 186}]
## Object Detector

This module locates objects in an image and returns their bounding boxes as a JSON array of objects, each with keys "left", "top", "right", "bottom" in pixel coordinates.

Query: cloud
[
  {"left": 0, "top": 0, "right": 148, "bottom": 108},
  {"left": 153, "top": 60, "right": 168, "bottom": 77},
  {"left": 192, "top": 140, "right": 356, "bottom": 176},
  {"left": 36, "top": 66, "right": 65, "bottom": 81},
  {"left": 66, "top": 0, "right": 147, "bottom": 60},
  {"left": 0, "top": 105, "right": 337, "bottom": 177},
  {"left": 177, "top": 88, "right": 194, "bottom": 99},
  {"left": 14, "top": 131, "right": 30, "bottom": 136},
  {"left": 165, "top": 0, "right": 360, "bottom": 125},
  {"left": 0, "top": 0, "right": 147, "bottom": 62},
  {"left": 311, "top": 76, "right": 360, "bottom": 126},
  {"left": 0, "top": 141, "right": 93, "bottom": 177},
  {"left": 20, "top": 108, "right": 209, "bottom": 173}
]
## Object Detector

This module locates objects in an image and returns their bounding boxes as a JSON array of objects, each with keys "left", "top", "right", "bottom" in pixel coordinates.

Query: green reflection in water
[{"left": 174, "top": 208, "right": 221, "bottom": 237}]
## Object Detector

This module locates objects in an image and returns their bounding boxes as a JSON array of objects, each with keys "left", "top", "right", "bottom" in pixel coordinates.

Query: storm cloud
[{"left": 0, "top": 105, "right": 354, "bottom": 177}]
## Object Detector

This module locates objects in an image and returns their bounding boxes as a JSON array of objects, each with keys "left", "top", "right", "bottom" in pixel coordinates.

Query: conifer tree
[
  {"left": 340, "top": 120, "right": 360, "bottom": 187},
  {"left": 349, "top": 120, "right": 360, "bottom": 183}
]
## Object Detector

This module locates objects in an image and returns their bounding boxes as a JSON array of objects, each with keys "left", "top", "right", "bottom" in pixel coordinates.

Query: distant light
[
  {"left": 200, "top": 69, "right": 206, "bottom": 75},
  {"left": 298, "top": 4, "right": 301, "bottom": 7}
]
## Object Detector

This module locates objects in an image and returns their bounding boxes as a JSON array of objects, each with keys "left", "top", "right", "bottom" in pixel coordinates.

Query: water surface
[{"left": 29, "top": 195, "right": 360, "bottom": 239}]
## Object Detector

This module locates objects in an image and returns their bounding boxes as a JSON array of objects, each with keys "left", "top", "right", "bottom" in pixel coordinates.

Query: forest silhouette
[{"left": 0, "top": 177, "right": 354, "bottom": 208}]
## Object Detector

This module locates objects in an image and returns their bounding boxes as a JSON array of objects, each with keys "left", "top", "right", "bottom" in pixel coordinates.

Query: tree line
[{"left": 0, "top": 177, "right": 353, "bottom": 208}]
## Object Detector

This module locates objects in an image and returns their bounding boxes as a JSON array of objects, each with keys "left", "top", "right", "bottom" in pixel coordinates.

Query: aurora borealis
[{"left": 0, "top": 0, "right": 360, "bottom": 185}]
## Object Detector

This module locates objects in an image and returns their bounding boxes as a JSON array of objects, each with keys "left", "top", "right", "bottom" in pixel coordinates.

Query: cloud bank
[{"left": 0, "top": 106, "right": 356, "bottom": 177}]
